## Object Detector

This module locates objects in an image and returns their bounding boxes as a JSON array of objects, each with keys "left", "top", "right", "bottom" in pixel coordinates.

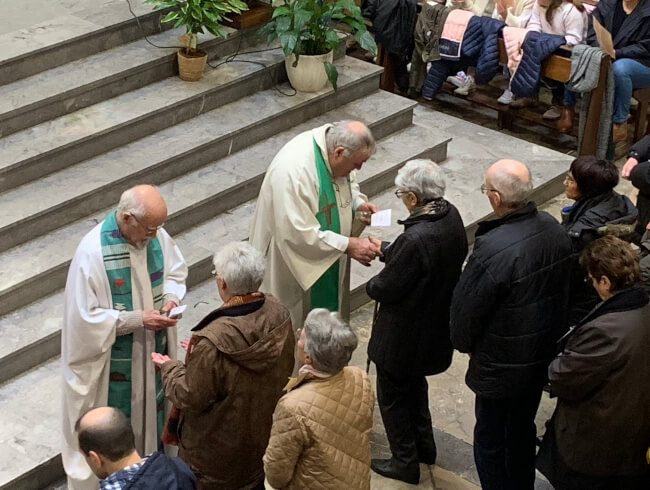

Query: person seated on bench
[
  {"left": 509, "top": 0, "right": 587, "bottom": 121},
  {"left": 446, "top": 0, "right": 535, "bottom": 95},
  {"left": 588, "top": 0, "right": 650, "bottom": 143}
]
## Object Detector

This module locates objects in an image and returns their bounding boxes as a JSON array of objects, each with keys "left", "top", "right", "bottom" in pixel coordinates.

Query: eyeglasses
[
  {"left": 480, "top": 184, "right": 498, "bottom": 194},
  {"left": 132, "top": 214, "right": 164, "bottom": 233},
  {"left": 564, "top": 173, "right": 576, "bottom": 183},
  {"left": 394, "top": 189, "right": 410, "bottom": 198}
]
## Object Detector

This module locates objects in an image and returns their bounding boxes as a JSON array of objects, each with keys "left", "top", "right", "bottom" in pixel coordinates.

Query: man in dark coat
[
  {"left": 76, "top": 406, "right": 196, "bottom": 490},
  {"left": 622, "top": 133, "right": 650, "bottom": 233},
  {"left": 366, "top": 159, "right": 468, "bottom": 484},
  {"left": 450, "top": 159, "right": 573, "bottom": 490}
]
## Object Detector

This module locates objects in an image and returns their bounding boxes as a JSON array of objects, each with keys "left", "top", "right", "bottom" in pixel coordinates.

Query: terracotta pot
[
  {"left": 177, "top": 49, "right": 208, "bottom": 82},
  {"left": 285, "top": 51, "right": 334, "bottom": 92}
]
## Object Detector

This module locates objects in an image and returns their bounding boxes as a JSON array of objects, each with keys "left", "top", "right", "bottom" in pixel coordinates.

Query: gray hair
[
  {"left": 212, "top": 241, "right": 265, "bottom": 295},
  {"left": 116, "top": 187, "right": 146, "bottom": 218},
  {"left": 491, "top": 166, "right": 533, "bottom": 207},
  {"left": 395, "top": 159, "right": 446, "bottom": 201},
  {"left": 325, "top": 120, "right": 375, "bottom": 157},
  {"left": 303, "top": 309, "right": 358, "bottom": 374}
]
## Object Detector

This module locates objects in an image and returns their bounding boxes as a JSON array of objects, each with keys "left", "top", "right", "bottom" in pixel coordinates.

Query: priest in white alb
[
  {"left": 61, "top": 185, "right": 188, "bottom": 490},
  {"left": 249, "top": 120, "right": 380, "bottom": 329}
]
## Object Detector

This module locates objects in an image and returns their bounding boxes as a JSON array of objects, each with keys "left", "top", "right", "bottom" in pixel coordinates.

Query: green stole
[
  {"left": 310, "top": 138, "right": 351, "bottom": 311},
  {"left": 100, "top": 211, "right": 167, "bottom": 437}
]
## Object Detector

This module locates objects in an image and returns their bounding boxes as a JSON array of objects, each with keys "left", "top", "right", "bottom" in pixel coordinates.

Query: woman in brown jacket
[
  {"left": 152, "top": 241, "right": 295, "bottom": 490},
  {"left": 537, "top": 236, "right": 650, "bottom": 489},
  {"left": 263, "top": 309, "right": 375, "bottom": 490}
]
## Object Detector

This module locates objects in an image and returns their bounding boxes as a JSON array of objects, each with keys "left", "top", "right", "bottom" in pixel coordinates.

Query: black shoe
[{"left": 370, "top": 458, "right": 420, "bottom": 485}]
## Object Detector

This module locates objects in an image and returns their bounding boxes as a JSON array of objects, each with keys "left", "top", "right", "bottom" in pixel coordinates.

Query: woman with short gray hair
[
  {"left": 366, "top": 159, "right": 468, "bottom": 484},
  {"left": 264, "top": 309, "right": 374, "bottom": 490},
  {"left": 154, "top": 241, "right": 295, "bottom": 490}
]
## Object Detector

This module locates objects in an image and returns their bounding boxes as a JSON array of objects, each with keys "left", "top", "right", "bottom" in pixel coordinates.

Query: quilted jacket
[
  {"left": 263, "top": 366, "right": 374, "bottom": 490},
  {"left": 422, "top": 15, "right": 505, "bottom": 99},
  {"left": 510, "top": 30, "right": 566, "bottom": 98}
]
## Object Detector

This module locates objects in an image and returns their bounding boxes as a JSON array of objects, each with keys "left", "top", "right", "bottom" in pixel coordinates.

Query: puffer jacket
[
  {"left": 562, "top": 191, "right": 638, "bottom": 325},
  {"left": 450, "top": 202, "right": 573, "bottom": 398},
  {"left": 263, "top": 366, "right": 374, "bottom": 490},
  {"left": 422, "top": 15, "right": 505, "bottom": 99},
  {"left": 510, "top": 30, "right": 566, "bottom": 98},
  {"left": 161, "top": 294, "right": 295, "bottom": 490}
]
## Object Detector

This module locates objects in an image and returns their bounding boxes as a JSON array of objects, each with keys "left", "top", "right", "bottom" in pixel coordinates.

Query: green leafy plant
[
  {"left": 259, "top": 0, "right": 377, "bottom": 90},
  {"left": 145, "top": 0, "right": 249, "bottom": 54}
]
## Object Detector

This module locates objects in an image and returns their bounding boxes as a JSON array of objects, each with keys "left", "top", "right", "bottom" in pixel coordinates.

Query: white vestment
[
  {"left": 249, "top": 124, "right": 367, "bottom": 329},
  {"left": 61, "top": 225, "right": 187, "bottom": 490}
]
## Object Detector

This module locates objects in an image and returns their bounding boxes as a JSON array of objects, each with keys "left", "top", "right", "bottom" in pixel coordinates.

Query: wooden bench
[
  {"left": 633, "top": 87, "right": 650, "bottom": 142},
  {"left": 377, "top": 37, "right": 610, "bottom": 156}
]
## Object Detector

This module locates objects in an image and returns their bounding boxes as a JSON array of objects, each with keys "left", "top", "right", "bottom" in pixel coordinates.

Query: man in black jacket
[
  {"left": 622, "top": 133, "right": 650, "bottom": 234},
  {"left": 450, "top": 159, "right": 572, "bottom": 490},
  {"left": 76, "top": 406, "right": 196, "bottom": 490}
]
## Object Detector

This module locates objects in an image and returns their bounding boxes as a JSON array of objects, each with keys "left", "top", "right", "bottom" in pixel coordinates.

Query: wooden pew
[{"left": 377, "top": 37, "right": 610, "bottom": 156}]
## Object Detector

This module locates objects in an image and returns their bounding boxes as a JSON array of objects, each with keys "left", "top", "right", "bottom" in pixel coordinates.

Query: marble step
[
  {"left": 0, "top": 1, "right": 172, "bottom": 86},
  {"left": 0, "top": 123, "right": 451, "bottom": 490},
  {"left": 0, "top": 55, "right": 381, "bottom": 252},
  {"left": 0, "top": 26, "right": 263, "bottom": 138},
  {"left": 0, "top": 117, "right": 448, "bottom": 385},
  {"left": 0, "top": 39, "right": 347, "bottom": 194}
]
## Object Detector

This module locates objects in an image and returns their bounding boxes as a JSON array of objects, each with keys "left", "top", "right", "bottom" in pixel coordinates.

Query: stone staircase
[
  {"left": 0, "top": 6, "right": 455, "bottom": 489},
  {"left": 0, "top": 3, "right": 575, "bottom": 488}
]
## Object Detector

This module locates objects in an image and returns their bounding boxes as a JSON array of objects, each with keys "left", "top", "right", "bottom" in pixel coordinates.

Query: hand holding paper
[{"left": 370, "top": 209, "right": 392, "bottom": 227}]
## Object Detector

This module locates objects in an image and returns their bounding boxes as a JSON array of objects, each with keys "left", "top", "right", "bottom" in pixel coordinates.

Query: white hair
[
  {"left": 303, "top": 309, "right": 358, "bottom": 374},
  {"left": 116, "top": 187, "right": 146, "bottom": 218},
  {"left": 212, "top": 241, "right": 265, "bottom": 295},
  {"left": 325, "top": 120, "right": 375, "bottom": 157},
  {"left": 490, "top": 166, "right": 533, "bottom": 207},
  {"left": 395, "top": 159, "right": 446, "bottom": 201}
]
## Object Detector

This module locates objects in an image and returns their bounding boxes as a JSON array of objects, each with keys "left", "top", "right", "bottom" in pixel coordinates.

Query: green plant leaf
[
  {"left": 293, "top": 8, "right": 312, "bottom": 30},
  {"left": 324, "top": 61, "right": 338, "bottom": 91},
  {"left": 272, "top": 6, "right": 290, "bottom": 18},
  {"left": 161, "top": 11, "right": 181, "bottom": 23},
  {"left": 280, "top": 31, "right": 299, "bottom": 57},
  {"left": 275, "top": 16, "right": 292, "bottom": 33},
  {"left": 325, "top": 29, "right": 339, "bottom": 49},
  {"left": 356, "top": 29, "right": 377, "bottom": 54}
]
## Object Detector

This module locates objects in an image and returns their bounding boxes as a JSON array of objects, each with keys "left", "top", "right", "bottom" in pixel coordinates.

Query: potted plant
[
  {"left": 145, "top": 0, "right": 249, "bottom": 81},
  {"left": 259, "top": 0, "right": 377, "bottom": 92}
]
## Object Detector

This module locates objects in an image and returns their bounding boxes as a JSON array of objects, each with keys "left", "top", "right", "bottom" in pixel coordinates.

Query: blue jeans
[{"left": 612, "top": 58, "right": 650, "bottom": 123}]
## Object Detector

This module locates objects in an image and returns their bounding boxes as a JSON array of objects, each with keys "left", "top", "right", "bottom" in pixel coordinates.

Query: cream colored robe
[
  {"left": 249, "top": 124, "right": 367, "bottom": 330},
  {"left": 61, "top": 225, "right": 187, "bottom": 490}
]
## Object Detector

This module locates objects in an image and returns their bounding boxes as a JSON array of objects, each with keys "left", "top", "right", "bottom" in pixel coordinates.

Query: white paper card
[
  {"left": 169, "top": 304, "right": 187, "bottom": 318},
  {"left": 371, "top": 209, "right": 392, "bottom": 227}
]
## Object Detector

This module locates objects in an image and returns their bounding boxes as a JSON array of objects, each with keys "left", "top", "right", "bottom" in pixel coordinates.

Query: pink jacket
[
  {"left": 526, "top": 1, "right": 587, "bottom": 46},
  {"left": 503, "top": 26, "right": 528, "bottom": 75}
]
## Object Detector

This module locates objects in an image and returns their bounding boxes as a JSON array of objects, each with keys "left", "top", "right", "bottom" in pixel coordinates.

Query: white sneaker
[
  {"left": 497, "top": 89, "right": 514, "bottom": 105},
  {"left": 446, "top": 71, "right": 468, "bottom": 88},
  {"left": 453, "top": 75, "right": 475, "bottom": 96}
]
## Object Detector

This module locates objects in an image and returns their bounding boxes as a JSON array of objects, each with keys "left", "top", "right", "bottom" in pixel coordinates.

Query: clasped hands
[{"left": 347, "top": 236, "right": 384, "bottom": 266}]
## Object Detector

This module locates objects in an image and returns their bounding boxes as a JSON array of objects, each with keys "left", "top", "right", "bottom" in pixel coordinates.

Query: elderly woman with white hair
[
  {"left": 152, "top": 241, "right": 295, "bottom": 490},
  {"left": 263, "top": 309, "right": 375, "bottom": 490},
  {"left": 365, "top": 159, "right": 468, "bottom": 484}
]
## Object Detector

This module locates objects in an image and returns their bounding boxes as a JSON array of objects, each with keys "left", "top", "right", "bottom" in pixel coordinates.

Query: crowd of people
[
  {"left": 60, "top": 121, "right": 650, "bottom": 490},
  {"left": 364, "top": 0, "right": 650, "bottom": 142}
]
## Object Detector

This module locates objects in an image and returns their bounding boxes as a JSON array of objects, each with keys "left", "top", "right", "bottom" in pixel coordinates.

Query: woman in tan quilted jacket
[{"left": 263, "top": 309, "right": 375, "bottom": 490}]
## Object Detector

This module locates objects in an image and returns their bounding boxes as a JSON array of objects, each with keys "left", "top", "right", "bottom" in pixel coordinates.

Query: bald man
[
  {"left": 62, "top": 185, "right": 188, "bottom": 490},
  {"left": 76, "top": 407, "right": 195, "bottom": 489},
  {"left": 449, "top": 160, "right": 572, "bottom": 490},
  {"left": 250, "top": 120, "right": 380, "bottom": 330}
]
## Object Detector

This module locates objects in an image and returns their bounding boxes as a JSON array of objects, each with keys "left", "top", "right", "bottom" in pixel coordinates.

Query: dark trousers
[
  {"left": 473, "top": 390, "right": 543, "bottom": 490},
  {"left": 376, "top": 365, "right": 437, "bottom": 470}
]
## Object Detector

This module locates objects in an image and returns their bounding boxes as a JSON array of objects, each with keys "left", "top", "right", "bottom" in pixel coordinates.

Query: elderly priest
[
  {"left": 61, "top": 185, "right": 188, "bottom": 490},
  {"left": 250, "top": 120, "right": 380, "bottom": 329}
]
